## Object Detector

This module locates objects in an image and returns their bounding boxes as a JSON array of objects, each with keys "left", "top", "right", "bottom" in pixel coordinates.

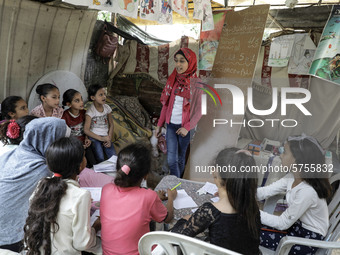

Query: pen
[{"left": 171, "top": 182, "right": 182, "bottom": 190}]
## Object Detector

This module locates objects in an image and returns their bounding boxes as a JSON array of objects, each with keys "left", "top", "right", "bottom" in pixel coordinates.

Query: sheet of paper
[
  {"left": 82, "top": 187, "right": 102, "bottom": 202},
  {"left": 202, "top": 182, "right": 218, "bottom": 195},
  {"left": 211, "top": 197, "right": 219, "bottom": 202},
  {"left": 107, "top": 155, "right": 118, "bottom": 163},
  {"left": 191, "top": 208, "right": 198, "bottom": 213},
  {"left": 173, "top": 189, "right": 198, "bottom": 209},
  {"left": 93, "top": 162, "right": 116, "bottom": 173},
  {"left": 90, "top": 210, "right": 100, "bottom": 226}
]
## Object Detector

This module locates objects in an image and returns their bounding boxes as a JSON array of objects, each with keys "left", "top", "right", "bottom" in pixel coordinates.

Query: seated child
[
  {"left": 0, "top": 115, "right": 38, "bottom": 156},
  {"left": 84, "top": 84, "right": 115, "bottom": 163},
  {"left": 23, "top": 137, "right": 101, "bottom": 255},
  {"left": 258, "top": 134, "right": 332, "bottom": 255},
  {"left": 171, "top": 148, "right": 261, "bottom": 255},
  {"left": 30, "top": 83, "right": 63, "bottom": 118},
  {"left": 100, "top": 143, "right": 177, "bottom": 255},
  {"left": 0, "top": 96, "right": 29, "bottom": 121},
  {"left": 62, "top": 89, "right": 97, "bottom": 168}
]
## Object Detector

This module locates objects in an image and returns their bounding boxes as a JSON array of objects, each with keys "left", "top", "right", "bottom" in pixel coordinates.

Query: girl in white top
[
  {"left": 23, "top": 137, "right": 101, "bottom": 255},
  {"left": 257, "top": 134, "right": 332, "bottom": 255},
  {"left": 84, "top": 84, "right": 116, "bottom": 163}
]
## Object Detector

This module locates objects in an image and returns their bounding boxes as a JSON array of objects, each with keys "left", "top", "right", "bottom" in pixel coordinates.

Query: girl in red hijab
[{"left": 156, "top": 48, "right": 202, "bottom": 177}]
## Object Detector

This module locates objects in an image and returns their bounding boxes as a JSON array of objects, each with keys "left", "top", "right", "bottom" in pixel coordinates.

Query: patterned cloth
[
  {"left": 30, "top": 104, "right": 64, "bottom": 118},
  {"left": 172, "top": 202, "right": 261, "bottom": 255},
  {"left": 260, "top": 221, "right": 324, "bottom": 255}
]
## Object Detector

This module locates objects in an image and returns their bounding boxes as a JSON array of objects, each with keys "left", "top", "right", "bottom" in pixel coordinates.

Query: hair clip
[
  {"left": 53, "top": 173, "right": 62, "bottom": 178},
  {"left": 121, "top": 165, "right": 131, "bottom": 175},
  {"left": 6, "top": 120, "right": 20, "bottom": 139},
  {"left": 235, "top": 149, "right": 252, "bottom": 157}
]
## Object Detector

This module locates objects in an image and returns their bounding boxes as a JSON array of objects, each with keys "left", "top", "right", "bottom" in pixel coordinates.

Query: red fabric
[
  {"left": 157, "top": 79, "right": 202, "bottom": 131},
  {"left": 160, "top": 48, "right": 197, "bottom": 104},
  {"left": 261, "top": 45, "right": 272, "bottom": 88},
  {"left": 135, "top": 43, "right": 150, "bottom": 73},
  {"left": 61, "top": 109, "right": 86, "bottom": 142},
  {"left": 158, "top": 44, "right": 170, "bottom": 84},
  {"left": 288, "top": 74, "right": 310, "bottom": 89},
  {"left": 158, "top": 48, "right": 202, "bottom": 131}
]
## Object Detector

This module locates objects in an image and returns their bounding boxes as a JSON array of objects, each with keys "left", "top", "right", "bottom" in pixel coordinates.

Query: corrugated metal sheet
[{"left": 0, "top": 0, "right": 97, "bottom": 101}]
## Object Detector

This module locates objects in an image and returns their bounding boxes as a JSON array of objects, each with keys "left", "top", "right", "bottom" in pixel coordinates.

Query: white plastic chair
[
  {"left": 138, "top": 231, "right": 242, "bottom": 255},
  {"left": 260, "top": 174, "right": 340, "bottom": 255}
]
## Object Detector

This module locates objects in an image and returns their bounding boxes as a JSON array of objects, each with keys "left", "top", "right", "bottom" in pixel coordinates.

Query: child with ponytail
[
  {"left": 23, "top": 137, "right": 101, "bottom": 255},
  {"left": 171, "top": 147, "right": 261, "bottom": 255},
  {"left": 100, "top": 143, "right": 177, "bottom": 255}
]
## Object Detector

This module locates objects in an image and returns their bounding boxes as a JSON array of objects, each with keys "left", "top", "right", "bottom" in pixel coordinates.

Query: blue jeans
[
  {"left": 166, "top": 123, "right": 191, "bottom": 177},
  {"left": 89, "top": 137, "right": 116, "bottom": 163}
]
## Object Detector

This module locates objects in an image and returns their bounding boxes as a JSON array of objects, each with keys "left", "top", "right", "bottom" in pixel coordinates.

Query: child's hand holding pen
[{"left": 167, "top": 188, "right": 177, "bottom": 200}]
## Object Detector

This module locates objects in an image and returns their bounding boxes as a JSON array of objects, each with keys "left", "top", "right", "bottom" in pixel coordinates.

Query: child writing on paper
[
  {"left": 30, "top": 83, "right": 64, "bottom": 118},
  {"left": 257, "top": 134, "right": 332, "bottom": 254},
  {"left": 172, "top": 147, "right": 261, "bottom": 255},
  {"left": 62, "top": 89, "right": 97, "bottom": 168},
  {"left": 23, "top": 137, "right": 101, "bottom": 255},
  {"left": 100, "top": 143, "right": 177, "bottom": 255},
  {"left": 84, "top": 84, "right": 116, "bottom": 163}
]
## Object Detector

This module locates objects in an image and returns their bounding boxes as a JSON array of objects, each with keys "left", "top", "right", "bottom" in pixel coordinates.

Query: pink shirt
[
  {"left": 30, "top": 104, "right": 64, "bottom": 118},
  {"left": 100, "top": 184, "right": 168, "bottom": 255}
]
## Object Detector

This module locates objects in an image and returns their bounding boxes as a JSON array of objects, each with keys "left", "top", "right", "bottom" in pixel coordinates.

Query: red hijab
[{"left": 160, "top": 48, "right": 197, "bottom": 105}]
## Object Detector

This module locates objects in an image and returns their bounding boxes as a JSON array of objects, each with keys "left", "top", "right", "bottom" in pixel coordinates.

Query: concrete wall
[{"left": 0, "top": 0, "right": 97, "bottom": 101}]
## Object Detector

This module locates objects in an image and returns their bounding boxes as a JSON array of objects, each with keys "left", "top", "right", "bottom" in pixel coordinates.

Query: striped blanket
[{"left": 110, "top": 36, "right": 199, "bottom": 87}]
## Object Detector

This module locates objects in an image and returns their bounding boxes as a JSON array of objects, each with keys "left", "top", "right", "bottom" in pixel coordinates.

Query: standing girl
[
  {"left": 155, "top": 48, "right": 202, "bottom": 177},
  {"left": 258, "top": 134, "right": 332, "bottom": 254},
  {"left": 84, "top": 84, "right": 115, "bottom": 163},
  {"left": 62, "top": 89, "right": 97, "bottom": 168},
  {"left": 172, "top": 148, "right": 260, "bottom": 255},
  {"left": 24, "top": 137, "right": 101, "bottom": 254},
  {"left": 30, "top": 83, "right": 63, "bottom": 118},
  {"left": 100, "top": 143, "right": 177, "bottom": 255},
  {"left": 0, "top": 96, "right": 29, "bottom": 121}
]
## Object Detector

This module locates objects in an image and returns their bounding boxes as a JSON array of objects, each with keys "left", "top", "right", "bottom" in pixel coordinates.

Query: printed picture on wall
[{"left": 309, "top": 5, "right": 340, "bottom": 85}]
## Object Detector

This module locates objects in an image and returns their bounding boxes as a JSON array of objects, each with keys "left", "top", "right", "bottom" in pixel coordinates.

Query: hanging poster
[
  {"left": 140, "top": 0, "right": 159, "bottom": 21},
  {"left": 90, "top": 0, "right": 139, "bottom": 18},
  {"left": 62, "top": 0, "right": 89, "bottom": 6},
  {"left": 171, "top": 0, "right": 188, "bottom": 18},
  {"left": 201, "top": 0, "right": 214, "bottom": 32},
  {"left": 90, "top": 0, "right": 114, "bottom": 10},
  {"left": 158, "top": 0, "right": 173, "bottom": 24},
  {"left": 268, "top": 34, "right": 295, "bottom": 67},
  {"left": 198, "top": 11, "right": 227, "bottom": 71},
  {"left": 193, "top": 0, "right": 203, "bottom": 20},
  {"left": 309, "top": 5, "right": 340, "bottom": 85},
  {"left": 288, "top": 34, "right": 316, "bottom": 75}
]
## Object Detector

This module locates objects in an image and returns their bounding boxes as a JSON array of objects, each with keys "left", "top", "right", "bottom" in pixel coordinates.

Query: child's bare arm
[
  {"left": 84, "top": 115, "right": 105, "bottom": 142},
  {"left": 107, "top": 113, "right": 114, "bottom": 140},
  {"left": 164, "top": 189, "right": 177, "bottom": 223}
]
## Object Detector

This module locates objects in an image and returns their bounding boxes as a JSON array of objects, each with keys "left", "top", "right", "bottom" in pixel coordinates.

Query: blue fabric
[
  {"left": 166, "top": 123, "right": 191, "bottom": 177},
  {"left": 0, "top": 117, "right": 67, "bottom": 246},
  {"left": 89, "top": 137, "right": 116, "bottom": 163},
  {"left": 260, "top": 221, "right": 324, "bottom": 254}
]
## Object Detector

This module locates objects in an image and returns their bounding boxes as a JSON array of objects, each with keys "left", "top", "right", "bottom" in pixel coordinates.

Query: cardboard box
[{"left": 248, "top": 140, "right": 262, "bottom": 155}]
